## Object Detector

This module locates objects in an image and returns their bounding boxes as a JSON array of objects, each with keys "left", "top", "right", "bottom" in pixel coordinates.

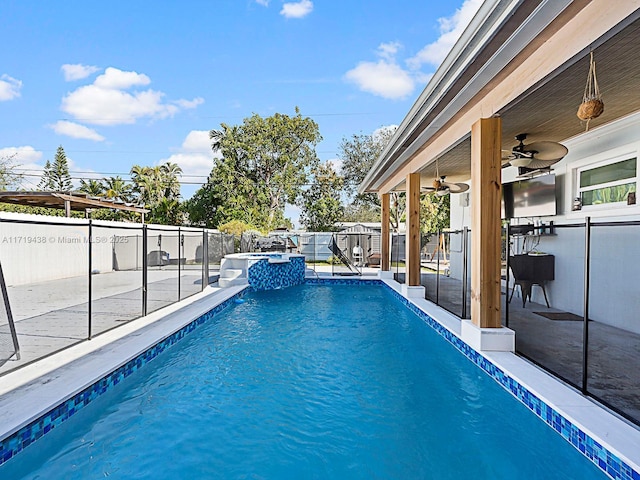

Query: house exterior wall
[{"left": 537, "top": 112, "right": 640, "bottom": 334}]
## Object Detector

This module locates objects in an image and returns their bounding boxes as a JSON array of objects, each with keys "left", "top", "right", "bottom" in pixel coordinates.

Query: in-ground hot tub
[{"left": 218, "top": 253, "right": 306, "bottom": 290}]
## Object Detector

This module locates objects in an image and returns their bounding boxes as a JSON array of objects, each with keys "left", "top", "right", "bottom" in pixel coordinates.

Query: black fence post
[
  {"left": 142, "top": 225, "right": 148, "bottom": 317},
  {"left": 88, "top": 220, "right": 93, "bottom": 340},
  {"left": 178, "top": 228, "right": 182, "bottom": 301},
  {"left": 202, "top": 230, "right": 209, "bottom": 290},
  {"left": 462, "top": 227, "right": 469, "bottom": 319},
  {"left": 505, "top": 222, "right": 511, "bottom": 328},
  {"left": 436, "top": 230, "right": 441, "bottom": 305},
  {"left": 582, "top": 216, "right": 592, "bottom": 394},
  {"left": 0, "top": 262, "right": 20, "bottom": 360}
]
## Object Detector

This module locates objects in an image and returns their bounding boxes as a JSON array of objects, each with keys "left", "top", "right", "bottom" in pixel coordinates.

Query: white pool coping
[{"left": 0, "top": 276, "right": 638, "bottom": 477}]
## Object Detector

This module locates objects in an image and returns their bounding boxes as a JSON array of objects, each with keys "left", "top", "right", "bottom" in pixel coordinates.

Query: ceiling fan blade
[
  {"left": 501, "top": 155, "right": 514, "bottom": 168},
  {"left": 501, "top": 149, "right": 515, "bottom": 160},
  {"left": 442, "top": 182, "right": 469, "bottom": 193},
  {"left": 523, "top": 158, "right": 561, "bottom": 170},
  {"left": 523, "top": 141, "right": 568, "bottom": 161}
]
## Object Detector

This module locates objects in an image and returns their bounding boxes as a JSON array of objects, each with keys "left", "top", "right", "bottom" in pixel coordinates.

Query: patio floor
[{"left": 415, "top": 270, "right": 640, "bottom": 425}]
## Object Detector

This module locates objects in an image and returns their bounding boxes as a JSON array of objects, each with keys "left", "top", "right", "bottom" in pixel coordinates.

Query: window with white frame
[{"left": 577, "top": 157, "right": 637, "bottom": 208}]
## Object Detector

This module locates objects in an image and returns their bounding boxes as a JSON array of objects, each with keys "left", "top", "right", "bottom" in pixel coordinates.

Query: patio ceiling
[{"left": 414, "top": 15, "right": 640, "bottom": 185}]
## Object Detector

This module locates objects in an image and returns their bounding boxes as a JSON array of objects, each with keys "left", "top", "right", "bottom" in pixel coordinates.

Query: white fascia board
[
  {"left": 359, "top": 0, "right": 509, "bottom": 195},
  {"left": 360, "top": 0, "right": 574, "bottom": 194}
]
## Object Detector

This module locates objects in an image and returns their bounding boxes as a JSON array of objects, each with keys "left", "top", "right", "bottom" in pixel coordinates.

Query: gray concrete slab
[{"left": 0, "top": 270, "right": 215, "bottom": 375}]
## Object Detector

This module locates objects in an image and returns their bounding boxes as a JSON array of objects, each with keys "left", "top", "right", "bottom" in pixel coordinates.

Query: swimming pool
[{"left": 0, "top": 283, "right": 613, "bottom": 478}]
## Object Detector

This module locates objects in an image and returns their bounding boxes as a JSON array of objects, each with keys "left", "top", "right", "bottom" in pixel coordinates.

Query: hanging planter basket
[{"left": 577, "top": 52, "right": 604, "bottom": 130}]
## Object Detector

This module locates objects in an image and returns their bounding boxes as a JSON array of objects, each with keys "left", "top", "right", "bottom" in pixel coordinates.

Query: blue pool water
[{"left": 1, "top": 284, "right": 605, "bottom": 479}]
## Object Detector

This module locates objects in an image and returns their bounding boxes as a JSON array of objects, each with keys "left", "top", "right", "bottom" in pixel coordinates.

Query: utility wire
[{"left": 15, "top": 172, "right": 319, "bottom": 187}]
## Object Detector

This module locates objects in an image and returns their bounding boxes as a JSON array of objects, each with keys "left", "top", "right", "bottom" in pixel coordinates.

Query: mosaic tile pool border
[
  {"left": 0, "top": 278, "right": 636, "bottom": 479},
  {"left": 248, "top": 257, "right": 305, "bottom": 290},
  {"left": 380, "top": 282, "right": 638, "bottom": 480},
  {"left": 0, "top": 290, "right": 245, "bottom": 466},
  {"left": 304, "top": 277, "right": 382, "bottom": 286}
]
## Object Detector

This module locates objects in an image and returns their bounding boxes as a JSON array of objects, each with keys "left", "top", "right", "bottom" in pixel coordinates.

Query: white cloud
[
  {"left": 378, "top": 41, "right": 402, "bottom": 61},
  {"left": 280, "top": 0, "right": 313, "bottom": 19},
  {"left": 345, "top": 58, "right": 415, "bottom": 100},
  {"left": 94, "top": 67, "right": 150, "bottom": 89},
  {"left": 407, "top": 0, "right": 483, "bottom": 69},
  {"left": 0, "top": 75, "right": 22, "bottom": 101},
  {"left": 373, "top": 124, "right": 398, "bottom": 140},
  {"left": 345, "top": 1, "right": 482, "bottom": 99},
  {"left": 256, "top": 0, "right": 269, "bottom": 5},
  {"left": 0, "top": 146, "right": 43, "bottom": 164},
  {"left": 161, "top": 130, "right": 218, "bottom": 184},
  {"left": 0, "top": 146, "right": 44, "bottom": 189},
  {"left": 49, "top": 120, "right": 105, "bottom": 142},
  {"left": 61, "top": 64, "right": 100, "bottom": 81},
  {"left": 174, "top": 97, "right": 205, "bottom": 109},
  {"left": 181, "top": 130, "right": 212, "bottom": 152},
  {"left": 60, "top": 67, "right": 202, "bottom": 126}
]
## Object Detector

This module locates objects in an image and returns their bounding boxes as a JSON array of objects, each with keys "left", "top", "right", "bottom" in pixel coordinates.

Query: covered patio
[{"left": 360, "top": 1, "right": 640, "bottom": 425}]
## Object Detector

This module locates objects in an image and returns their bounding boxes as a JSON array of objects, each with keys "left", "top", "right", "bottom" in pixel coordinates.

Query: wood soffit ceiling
[{"left": 415, "top": 18, "right": 640, "bottom": 184}]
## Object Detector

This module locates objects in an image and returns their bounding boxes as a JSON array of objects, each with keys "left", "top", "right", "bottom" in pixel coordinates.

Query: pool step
[{"left": 218, "top": 267, "right": 248, "bottom": 288}]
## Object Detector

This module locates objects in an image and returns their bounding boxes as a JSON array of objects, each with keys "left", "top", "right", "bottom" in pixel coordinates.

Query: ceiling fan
[
  {"left": 422, "top": 160, "right": 469, "bottom": 196},
  {"left": 502, "top": 133, "right": 568, "bottom": 169}
]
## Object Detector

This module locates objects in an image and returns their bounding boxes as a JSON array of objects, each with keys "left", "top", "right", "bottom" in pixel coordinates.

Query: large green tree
[
  {"left": 341, "top": 203, "right": 381, "bottom": 223},
  {"left": 184, "top": 174, "right": 225, "bottom": 227},
  {"left": 299, "top": 162, "right": 344, "bottom": 231},
  {"left": 339, "top": 126, "right": 396, "bottom": 207},
  {"left": 196, "top": 108, "right": 321, "bottom": 231},
  {"left": 39, "top": 146, "right": 73, "bottom": 191},
  {"left": 338, "top": 127, "right": 406, "bottom": 229},
  {"left": 420, "top": 192, "right": 450, "bottom": 235}
]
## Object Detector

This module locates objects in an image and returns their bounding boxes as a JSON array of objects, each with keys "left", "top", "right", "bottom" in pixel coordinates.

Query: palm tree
[
  {"left": 130, "top": 163, "right": 185, "bottom": 225},
  {"left": 159, "top": 162, "right": 182, "bottom": 200},
  {"left": 78, "top": 179, "right": 105, "bottom": 197},
  {"left": 130, "top": 165, "right": 154, "bottom": 206},
  {"left": 149, "top": 197, "right": 183, "bottom": 225},
  {"left": 103, "top": 176, "right": 133, "bottom": 202}
]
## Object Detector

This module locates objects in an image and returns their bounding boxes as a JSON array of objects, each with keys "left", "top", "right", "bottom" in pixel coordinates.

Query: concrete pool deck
[
  {"left": 0, "top": 269, "right": 208, "bottom": 374},
  {"left": 0, "top": 274, "right": 638, "bottom": 478}
]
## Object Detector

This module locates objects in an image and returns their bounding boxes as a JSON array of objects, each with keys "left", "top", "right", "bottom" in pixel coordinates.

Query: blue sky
[{"left": 0, "top": 0, "right": 481, "bottom": 222}]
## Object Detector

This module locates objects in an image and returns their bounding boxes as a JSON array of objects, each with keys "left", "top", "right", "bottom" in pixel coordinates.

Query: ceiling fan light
[
  {"left": 510, "top": 157, "right": 532, "bottom": 168},
  {"left": 436, "top": 188, "right": 450, "bottom": 197}
]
